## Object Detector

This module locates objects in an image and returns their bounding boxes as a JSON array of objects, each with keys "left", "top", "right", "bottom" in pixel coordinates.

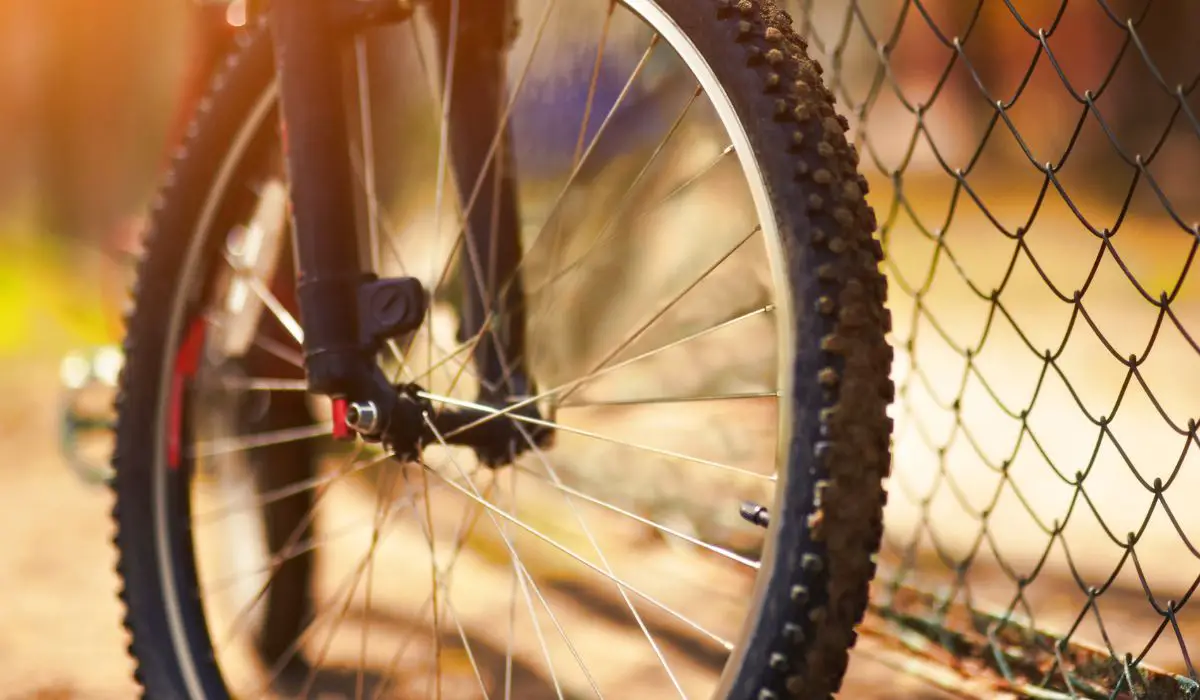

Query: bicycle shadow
[{"left": 267, "top": 603, "right": 562, "bottom": 699}]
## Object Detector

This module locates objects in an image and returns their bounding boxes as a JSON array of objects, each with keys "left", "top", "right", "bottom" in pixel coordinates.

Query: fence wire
[{"left": 786, "top": 1, "right": 1200, "bottom": 697}]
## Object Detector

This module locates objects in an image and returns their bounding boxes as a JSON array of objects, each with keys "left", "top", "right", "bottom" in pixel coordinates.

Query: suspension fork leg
[
  {"left": 268, "top": 0, "right": 368, "bottom": 397},
  {"left": 430, "top": 0, "right": 532, "bottom": 403}
]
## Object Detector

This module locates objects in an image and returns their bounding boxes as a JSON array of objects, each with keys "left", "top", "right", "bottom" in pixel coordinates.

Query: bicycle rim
[{"left": 123, "top": 2, "right": 869, "bottom": 698}]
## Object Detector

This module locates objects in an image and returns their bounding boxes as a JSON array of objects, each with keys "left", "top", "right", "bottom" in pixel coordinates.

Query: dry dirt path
[{"left": 1, "top": 359, "right": 955, "bottom": 699}]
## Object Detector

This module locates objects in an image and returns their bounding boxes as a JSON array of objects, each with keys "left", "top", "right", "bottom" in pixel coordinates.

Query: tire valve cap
[{"left": 740, "top": 501, "right": 770, "bottom": 528}]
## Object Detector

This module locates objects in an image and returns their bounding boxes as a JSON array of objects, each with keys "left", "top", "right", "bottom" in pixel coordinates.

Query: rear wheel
[{"left": 112, "top": 1, "right": 893, "bottom": 697}]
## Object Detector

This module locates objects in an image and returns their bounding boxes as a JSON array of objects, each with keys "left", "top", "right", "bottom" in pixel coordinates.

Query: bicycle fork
[{"left": 266, "top": 0, "right": 546, "bottom": 462}]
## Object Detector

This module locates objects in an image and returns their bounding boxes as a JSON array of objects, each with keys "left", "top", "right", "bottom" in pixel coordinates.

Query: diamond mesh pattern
[{"left": 788, "top": 1, "right": 1200, "bottom": 695}]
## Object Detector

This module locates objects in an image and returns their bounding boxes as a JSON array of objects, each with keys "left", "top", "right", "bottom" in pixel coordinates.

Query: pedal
[{"left": 59, "top": 346, "right": 123, "bottom": 485}]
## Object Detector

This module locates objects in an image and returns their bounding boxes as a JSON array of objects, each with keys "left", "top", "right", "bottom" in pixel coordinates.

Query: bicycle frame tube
[
  {"left": 269, "top": 0, "right": 369, "bottom": 397},
  {"left": 429, "top": 0, "right": 530, "bottom": 402},
  {"left": 266, "top": 0, "right": 545, "bottom": 458}
]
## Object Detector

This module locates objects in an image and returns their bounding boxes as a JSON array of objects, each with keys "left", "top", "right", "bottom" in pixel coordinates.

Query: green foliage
[{"left": 0, "top": 217, "right": 119, "bottom": 357}]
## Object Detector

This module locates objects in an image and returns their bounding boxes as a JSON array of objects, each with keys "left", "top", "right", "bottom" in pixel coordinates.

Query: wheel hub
[{"left": 342, "top": 382, "right": 553, "bottom": 468}]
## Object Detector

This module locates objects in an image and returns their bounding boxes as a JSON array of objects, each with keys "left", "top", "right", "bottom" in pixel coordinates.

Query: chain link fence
[{"left": 785, "top": 0, "right": 1200, "bottom": 696}]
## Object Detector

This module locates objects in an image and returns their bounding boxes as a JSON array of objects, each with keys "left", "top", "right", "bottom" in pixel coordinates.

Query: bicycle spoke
[
  {"left": 371, "top": 596, "right": 436, "bottom": 700},
  {"left": 243, "top": 461, "right": 483, "bottom": 696},
  {"left": 417, "top": 466, "right": 444, "bottom": 699},
  {"left": 190, "top": 423, "right": 331, "bottom": 458},
  {"left": 428, "top": 0, "right": 463, "bottom": 390},
  {"left": 204, "top": 463, "right": 480, "bottom": 595},
  {"left": 512, "top": 463, "right": 760, "bottom": 570},
  {"left": 239, "top": 328, "right": 305, "bottom": 368},
  {"left": 256, "top": 338, "right": 304, "bottom": 367},
  {"left": 347, "top": 137, "right": 491, "bottom": 393},
  {"left": 412, "top": 318, "right": 493, "bottom": 392},
  {"left": 223, "top": 252, "right": 304, "bottom": 345},
  {"left": 573, "top": 3, "right": 615, "bottom": 166},
  {"left": 508, "top": 553, "right": 568, "bottom": 700},
  {"left": 426, "top": 0, "right": 560, "bottom": 305},
  {"left": 369, "top": 484, "right": 573, "bottom": 700},
  {"left": 385, "top": 319, "right": 491, "bottom": 392},
  {"left": 444, "top": 591, "right": 495, "bottom": 700},
  {"left": 217, "top": 377, "right": 308, "bottom": 392},
  {"left": 443, "top": 303, "right": 774, "bottom": 438},
  {"left": 503, "top": 468, "right": 518, "bottom": 700},
  {"left": 399, "top": 468, "right": 497, "bottom": 700},
  {"left": 370, "top": 481, "right": 498, "bottom": 700},
  {"left": 555, "top": 223, "right": 761, "bottom": 406},
  {"left": 422, "top": 414, "right": 735, "bottom": 652},
  {"left": 422, "top": 418, "right": 594, "bottom": 700},
  {"left": 471, "top": 211, "right": 762, "bottom": 432},
  {"left": 357, "top": 465, "right": 399, "bottom": 699},
  {"left": 296, "top": 476, "right": 394, "bottom": 700},
  {"left": 345, "top": 17, "right": 464, "bottom": 386},
  {"left": 526, "top": 138, "right": 734, "bottom": 305},
  {"left": 195, "top": 452, "right": 389, "bottom": 522},
  {"left": 201, "top": 504, "right": 409, "bottom": 595},
  {"left": 210, "top": 447, "right": 476, "bottom": 654},
  {"left": 637, "top": 143, "right": 735, "bottom": 219},
  {"left": 255, "top": 523, "right": 395, "bottom": 696},
  {"left": 524, "top": 84, "right": 704, "bottom": 305},
  {"left": 488, "top": 34, "right": 664, "bottom": 302},
  {"left": 212, "top": 450, "right": 388, "bottom": 647},
  {"left": 557, "top": 390, "right": 777, "bottom": 409},
  {"left": 501, "top": 420, "right": 688, "bottom": 696},
  {"left": 347, "top": 149, "right": 412, "bottom": 279},
  {"left": 424, "top": 390, "right": 770, "bottom": 481},
  {"left": 537, "top": 0, "right": 614, "bottom": 312},
  {"left": 427, "top": 461, "right": 735, "bottom": 652},
  {"left": 354, "top": 35, "right": 382, "bottom": 275},
  {"left": 199, "top": 471, "right": 428, "bottom": 596},
  {"left": 435, "top": 316, "right": 496, "bottom": 408}
]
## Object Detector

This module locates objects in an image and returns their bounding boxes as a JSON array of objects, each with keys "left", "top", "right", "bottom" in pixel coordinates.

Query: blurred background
[
  {"left": 0, "top": 0, "right": 173, "bottom": 353},
  {"left": 3, "top": 0, "right": 1195, "bottom": 356},
  {"left": 0, "top": 2, "right": 192, "bottom": 696},
  {"left": 1, "top": 0, "right": 1198, "bottom": 697}
]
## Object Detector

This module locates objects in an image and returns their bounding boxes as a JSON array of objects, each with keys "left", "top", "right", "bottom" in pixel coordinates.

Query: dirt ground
[
  {"left": 6, "top": 197, "right": 1197, "bottom": 699},
  {"left": 0, "top": 108, "right": 961, "bottom": 700},
  {"left": 0, "top": 361, "right": 136, "bottom": 700},
  {"left": 1, "top": 357, "right": 962, "bottom": 699}
]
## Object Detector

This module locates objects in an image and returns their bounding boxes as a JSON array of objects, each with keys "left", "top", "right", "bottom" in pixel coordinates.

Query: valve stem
[{"left": 740, "top": 501, "right": 770, "bottom": 528}]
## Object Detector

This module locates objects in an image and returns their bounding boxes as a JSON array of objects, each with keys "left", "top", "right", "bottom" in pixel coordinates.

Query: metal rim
[{"left": 147, "top": 4, "right": 797, "bottom": 697}]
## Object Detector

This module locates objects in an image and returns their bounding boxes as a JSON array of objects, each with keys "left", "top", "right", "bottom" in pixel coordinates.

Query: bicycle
[{"left": 110, "top": 0, "right": 893, "bottom": 697}]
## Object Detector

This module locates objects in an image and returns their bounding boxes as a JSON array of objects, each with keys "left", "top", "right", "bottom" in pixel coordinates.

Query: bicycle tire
[{"left": 111, "top": 2, "right": 892, "bottom": 698}]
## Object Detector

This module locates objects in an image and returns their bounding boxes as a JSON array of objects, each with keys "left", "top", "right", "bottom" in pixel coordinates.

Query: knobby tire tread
[{"left": 110, "top": 3, "right": 893, "bottom": 698}]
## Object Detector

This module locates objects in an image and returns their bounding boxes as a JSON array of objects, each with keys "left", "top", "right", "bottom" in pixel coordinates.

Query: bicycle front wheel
[{"left": 111, "top": 1, "right": 893, "bottom": 698}]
